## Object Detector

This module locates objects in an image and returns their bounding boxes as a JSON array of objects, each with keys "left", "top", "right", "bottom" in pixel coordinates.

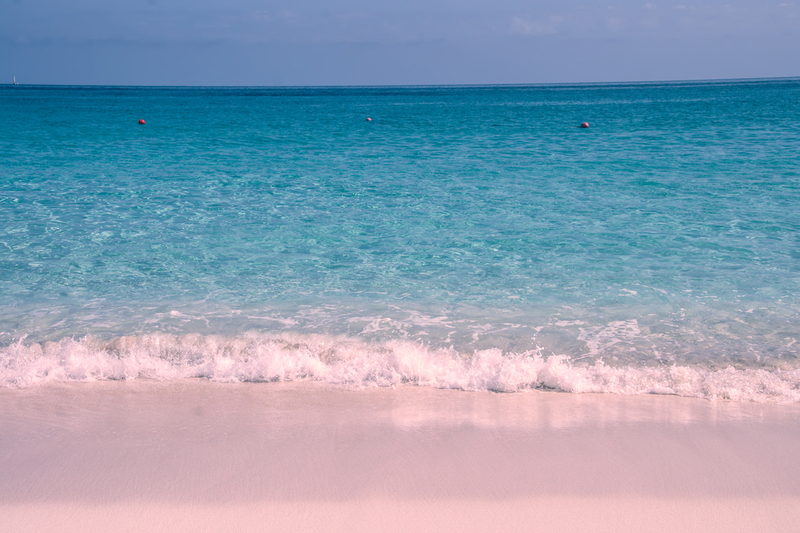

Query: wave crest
[{"left": 2, "top": 333, "right": 800, "bottom": 403}]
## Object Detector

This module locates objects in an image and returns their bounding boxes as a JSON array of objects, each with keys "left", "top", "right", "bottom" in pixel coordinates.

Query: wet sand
[{"left": 2, "top": 382, "right": 799, "bottom": 532}]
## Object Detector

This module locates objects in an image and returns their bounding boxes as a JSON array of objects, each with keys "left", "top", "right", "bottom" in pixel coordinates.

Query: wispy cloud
[{"left": 509, "top": 15, "right": 564, "bottom": 36}]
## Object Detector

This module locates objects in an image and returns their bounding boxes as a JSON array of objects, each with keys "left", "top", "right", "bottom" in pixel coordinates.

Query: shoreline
[
  {"left": 2, "top": 382, "right": 800, "bottom": 531},
  {"left": 4, "top": 333, "right": 800, "bottom": 402}
]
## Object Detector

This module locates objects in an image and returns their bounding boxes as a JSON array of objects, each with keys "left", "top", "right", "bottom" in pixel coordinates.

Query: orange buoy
[
  {"left": 366, "top": 117, "right": 372, "bottom": 122},
  {"left": 138, "top": 119, "right": 145, "bottom": 124},
  {"left": 580, "top": 122, "right": 589, "bottom": 128}
]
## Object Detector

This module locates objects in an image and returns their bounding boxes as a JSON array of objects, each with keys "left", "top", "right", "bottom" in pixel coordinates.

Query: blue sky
[{"left": 1, "top": 0, "right": 798, "bottom": 85}]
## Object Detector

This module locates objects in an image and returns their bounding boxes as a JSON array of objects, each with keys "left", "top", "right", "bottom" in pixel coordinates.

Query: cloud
[
  {"left": 509, "top": 16, "right": 563, "bottom": 36},
  {"left": 606, "top": 16, "right": 626, "bottom": 31}
]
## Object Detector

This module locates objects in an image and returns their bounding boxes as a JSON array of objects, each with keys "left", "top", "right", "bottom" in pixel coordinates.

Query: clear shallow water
[{"left": 2, "top": 80, "right": 800, "bottom": 400}]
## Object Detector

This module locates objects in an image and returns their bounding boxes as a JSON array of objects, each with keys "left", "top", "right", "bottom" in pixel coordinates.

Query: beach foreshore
[{"left": 2, "top": 382, "right": 799, "bottom": 532}]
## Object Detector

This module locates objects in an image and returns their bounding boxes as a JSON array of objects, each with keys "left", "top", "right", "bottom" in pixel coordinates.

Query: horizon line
[{"left": 3, "top": 75, "right": 800, "bottom": 90}]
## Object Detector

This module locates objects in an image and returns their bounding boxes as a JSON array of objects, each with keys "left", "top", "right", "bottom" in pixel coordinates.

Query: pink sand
[{"left": 1, "top": 382, "right": 799, "bottom": 532}]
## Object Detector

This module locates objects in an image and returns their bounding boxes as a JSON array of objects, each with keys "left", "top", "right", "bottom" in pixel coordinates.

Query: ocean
[{"left": 2, "top": 79, "right": 800, "bottom": 402}]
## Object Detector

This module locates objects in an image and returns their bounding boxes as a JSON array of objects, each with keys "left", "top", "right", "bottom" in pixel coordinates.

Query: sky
[{"left": 1, "top": 0, "right": 798, "bottom": 85}]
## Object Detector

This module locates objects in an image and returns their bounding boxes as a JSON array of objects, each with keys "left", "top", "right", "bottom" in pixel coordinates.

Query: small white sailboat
[{"left": 13, "top": 76, "right": 18, "bottom": 85}]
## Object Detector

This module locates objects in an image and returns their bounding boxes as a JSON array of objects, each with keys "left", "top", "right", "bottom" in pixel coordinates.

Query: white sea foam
[{"left": 2, "top": 333, "right": 800, "bottom": 403}]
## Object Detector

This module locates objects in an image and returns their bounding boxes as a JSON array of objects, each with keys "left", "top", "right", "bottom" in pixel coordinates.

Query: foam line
[{"left": 2, "top": 333, "right": 799, "bottom": 402}]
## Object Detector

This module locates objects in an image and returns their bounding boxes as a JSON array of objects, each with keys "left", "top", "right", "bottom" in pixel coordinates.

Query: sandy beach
[{"left": 1, "top": 382, "right": 799, "bottom": 532}]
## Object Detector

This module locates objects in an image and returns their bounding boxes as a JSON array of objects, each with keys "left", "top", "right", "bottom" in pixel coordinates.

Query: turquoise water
[{"left": 2, "top": 80, "right": 800, "bottom": 400}]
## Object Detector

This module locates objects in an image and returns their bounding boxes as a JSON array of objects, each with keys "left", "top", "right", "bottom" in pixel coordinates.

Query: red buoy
[
  {"left": 138, "top": 119, "right": 145, "bottom": 125},
  {"left": 580, "top": 122, "right": 589, "bottom": 128},
  {"left": 366, "top": 117, "right": 372, "bottom": 122}
]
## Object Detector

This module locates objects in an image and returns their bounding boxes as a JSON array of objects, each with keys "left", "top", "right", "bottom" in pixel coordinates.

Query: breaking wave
[{"left": 2, "top": 332, "right": 800, "bottom": 403}]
